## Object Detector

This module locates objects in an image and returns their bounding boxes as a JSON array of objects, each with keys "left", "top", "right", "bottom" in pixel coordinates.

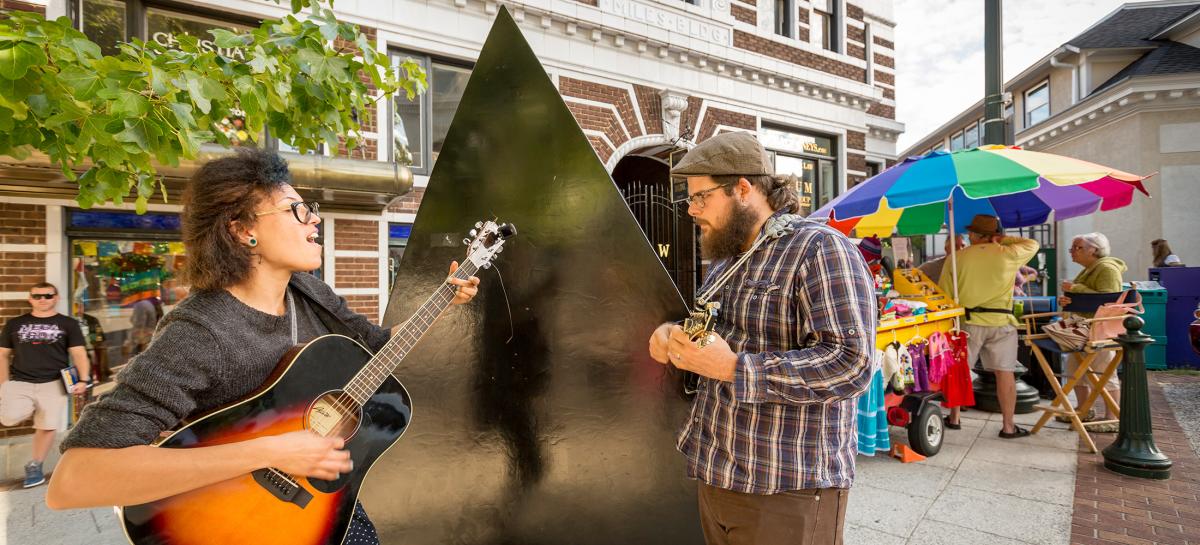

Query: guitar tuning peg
[
  {"left": 469, "top": 229, "right": 478, "bottom": 238},
  {"left": 462, "top": 238, "right": 471, "bottom": 245},
  {"left": 474, "top": 221, "right": 483, "bottom": 229}
]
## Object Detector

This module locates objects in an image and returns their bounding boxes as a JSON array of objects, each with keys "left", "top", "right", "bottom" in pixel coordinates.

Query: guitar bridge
[{"left": 252, "top": 468, "right": 313, "bottom": 509}]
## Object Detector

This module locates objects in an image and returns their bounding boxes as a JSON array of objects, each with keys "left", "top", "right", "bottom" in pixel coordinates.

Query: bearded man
[{"left": 647, "top": 132, "right": 877, "bottom": 545}]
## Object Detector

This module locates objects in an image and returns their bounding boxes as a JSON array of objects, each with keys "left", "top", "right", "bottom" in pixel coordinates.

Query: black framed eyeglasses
[
  {"left": 686, "top": 182, "right": 736, "bottom": 209},
  {"left": 255, "top": 201, "right": 320, "bottom": 224},
  {"left": 30, "top": 293, "right": 57, "bottom": 300}
]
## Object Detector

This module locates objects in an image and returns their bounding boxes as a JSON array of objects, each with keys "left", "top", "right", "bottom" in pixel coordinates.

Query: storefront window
[
  {"left": 67, "top": 210, "right": 186, "bottom": 376},
  {"left": 80, "top": 0, "right": 127, "bottom": 56},
  {"left": 387, "top": 223, "right": 411, "bottom": 291},
  {"left": 761, "top": 125, "right": 839, "bottom": 215},
  {"left": 145, "top": 7, "right": 252, "bottom": 60}
]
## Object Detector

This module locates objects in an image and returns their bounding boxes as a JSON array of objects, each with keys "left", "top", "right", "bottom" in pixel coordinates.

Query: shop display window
[
  {"left": 68, "top": 210, "right": 188, "bottom": 375},
  {"left": 387, "top": 223, "right": 412, "bottom": 291}
]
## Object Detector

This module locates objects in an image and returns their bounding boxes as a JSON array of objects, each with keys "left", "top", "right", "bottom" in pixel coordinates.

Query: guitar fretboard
[{"left": 343, "top": 260, "right": 481, "bottom": 404}]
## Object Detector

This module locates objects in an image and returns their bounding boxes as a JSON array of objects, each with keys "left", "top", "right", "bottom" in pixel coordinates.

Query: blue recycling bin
[{"left": 1149, "top": 267, "right": 1200, "bottom": 369}]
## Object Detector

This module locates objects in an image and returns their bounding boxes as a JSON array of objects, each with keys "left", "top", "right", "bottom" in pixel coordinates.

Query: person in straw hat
[{"left": 939, "top": 214, "right": 1039, "bottom": 437}]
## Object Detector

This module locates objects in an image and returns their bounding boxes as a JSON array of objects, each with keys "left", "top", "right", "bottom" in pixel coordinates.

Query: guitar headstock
[{"left": 463, "top": 220, "right": 517, "bottom": 270}]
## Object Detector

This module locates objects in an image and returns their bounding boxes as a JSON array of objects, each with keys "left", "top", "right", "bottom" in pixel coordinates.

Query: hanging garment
[
  {"left": 882, "top": 343, "right": 903, "bottom": 391},
  {"left": 897, "top": 346, "right": 916, "bottom": 391},
  {"left": 908, "top": 341, "right": 930, "bottom": 392},
  {"left": 927, "top": 332, "right": 953, "bottom": 385},
  {"left": 942, "top": 330, "right": 976, "bottom": 408},
  {"left": 856, "top": 365, "right": 891, "bottom": 456}
]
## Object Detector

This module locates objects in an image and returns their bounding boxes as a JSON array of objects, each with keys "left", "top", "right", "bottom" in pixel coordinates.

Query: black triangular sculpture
[{"left": 368, "top": 7, "right": 701, "bottom": 544}]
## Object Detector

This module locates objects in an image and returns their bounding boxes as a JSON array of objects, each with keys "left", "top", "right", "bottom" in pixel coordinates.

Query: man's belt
[{"left": 964, "top": 306, "right": 1014, "bottom": 320}]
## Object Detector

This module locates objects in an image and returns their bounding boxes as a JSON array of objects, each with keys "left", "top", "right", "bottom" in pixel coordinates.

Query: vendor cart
[{"left": 876, "top": 268, "right": 965, "bottom": 457}]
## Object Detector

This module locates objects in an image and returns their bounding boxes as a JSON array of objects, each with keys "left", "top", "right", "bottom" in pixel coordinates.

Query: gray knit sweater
[{"left": 62, "top": 272, "right": 390, "bottom": 451}]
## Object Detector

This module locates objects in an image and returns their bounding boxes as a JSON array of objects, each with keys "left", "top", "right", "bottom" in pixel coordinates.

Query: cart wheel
[{"left": 907, "top": 403, "right": 944, "bottom": 457}]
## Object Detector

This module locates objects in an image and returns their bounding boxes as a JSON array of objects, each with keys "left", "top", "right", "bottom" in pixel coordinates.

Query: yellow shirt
[{"left": 939, "top": 236, "right": 1040, "bottom": 327}]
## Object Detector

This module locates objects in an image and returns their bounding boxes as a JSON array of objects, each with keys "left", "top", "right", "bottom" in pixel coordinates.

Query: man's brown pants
[{"left": 697, "top": 482, "right": 849, "bottom": 545}]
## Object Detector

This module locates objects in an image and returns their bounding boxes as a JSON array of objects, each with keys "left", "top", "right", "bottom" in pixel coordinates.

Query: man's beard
[{"left": 700, "top": 202, "right": 758, "bottom": 260}]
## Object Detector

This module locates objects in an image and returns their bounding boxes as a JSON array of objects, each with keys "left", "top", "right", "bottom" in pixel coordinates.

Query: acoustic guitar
[{"left": 119, "top": 220, "right": 516, "bottom": 545}]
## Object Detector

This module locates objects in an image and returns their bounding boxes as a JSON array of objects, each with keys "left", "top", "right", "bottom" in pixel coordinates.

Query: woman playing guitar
[{"left": 45, "top": 149, "right": 480, "bottom": 545}]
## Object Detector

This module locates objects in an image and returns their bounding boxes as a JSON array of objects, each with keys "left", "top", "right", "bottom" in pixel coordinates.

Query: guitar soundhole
[{"left": 305, "top": 391, "right": 362, "bottom": 440}]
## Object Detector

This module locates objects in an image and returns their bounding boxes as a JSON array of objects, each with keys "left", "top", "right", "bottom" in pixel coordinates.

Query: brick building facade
[{"left": 1, "top": 0, "right": 902, "bottom": 354}]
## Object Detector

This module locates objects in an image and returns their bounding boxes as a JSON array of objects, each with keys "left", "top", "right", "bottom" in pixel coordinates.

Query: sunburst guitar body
[{"left": 119, "top": 335, "right": 411, "bottom": 545}]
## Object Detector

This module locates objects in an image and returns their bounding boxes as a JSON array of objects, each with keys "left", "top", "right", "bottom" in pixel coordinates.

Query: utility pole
[
  {"left": 971, "top": 0, "right": 1042, "bottom": 416},
  {"left": 982, "top": 0, "right": 1006, "bottom": 145}
]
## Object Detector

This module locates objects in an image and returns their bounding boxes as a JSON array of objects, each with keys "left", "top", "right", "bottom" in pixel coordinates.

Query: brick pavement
[{"left": 1071, "top": 374, "right": 1200, "bottom": 545}]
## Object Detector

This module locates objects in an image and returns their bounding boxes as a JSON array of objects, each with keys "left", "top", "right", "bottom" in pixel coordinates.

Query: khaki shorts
[
  {"left": 963, "top": 323, "right": 1020, "bottom": 372},
  {"left": 0, "top": 380, "right": 67, "bottom": 431}
]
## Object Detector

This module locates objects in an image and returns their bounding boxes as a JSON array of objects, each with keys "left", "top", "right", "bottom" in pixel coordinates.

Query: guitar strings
[{"left": 316, "top": 273, "right": 467, "bottom": 438}]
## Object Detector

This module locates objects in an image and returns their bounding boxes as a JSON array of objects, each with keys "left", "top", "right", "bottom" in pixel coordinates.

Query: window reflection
[
  {"left": 430, "top": 64, "right": 471, "bottom": 166},
  {"left": 80, "top": 0, "right": 127, "bottom": 56},
  {"left": 393, "top": 54, "right": 428, "bottom": 169},
  {"left": 69, "top": 239, "right": 188, "bottom": 378}
]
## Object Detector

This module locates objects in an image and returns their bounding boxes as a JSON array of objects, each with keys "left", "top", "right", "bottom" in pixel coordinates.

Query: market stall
[
  {"left": 863, "top": 267, "right": 967, "bottom": 459},
  {"left": 820, "top": 145, "right": 1154, "bottom": 461}
]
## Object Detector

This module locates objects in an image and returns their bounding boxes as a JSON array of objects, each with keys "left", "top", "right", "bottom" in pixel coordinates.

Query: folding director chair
[{"left": 1019, "top": 291, "right": 1140, "bottom": 453}]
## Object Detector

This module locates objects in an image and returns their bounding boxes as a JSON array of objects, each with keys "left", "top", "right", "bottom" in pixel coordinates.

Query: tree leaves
[
  {"left": 0, "top": 0, "right": 424, "bottom": 211},
  {"left": 0, "top": 41, "right": 46, "bottom": 80},
  {"left": 58, "top": 67, "right": 103, "bottom": 99}
]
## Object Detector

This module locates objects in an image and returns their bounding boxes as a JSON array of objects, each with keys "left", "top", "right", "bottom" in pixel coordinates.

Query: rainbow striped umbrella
[{"left": 811, "top": 145, "right": 1152, "bottom": 237}]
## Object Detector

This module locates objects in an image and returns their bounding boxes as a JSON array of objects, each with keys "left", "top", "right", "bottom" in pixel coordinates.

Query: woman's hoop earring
[{"left": 248, "top": 237, "right": 257, "bottom": 247}]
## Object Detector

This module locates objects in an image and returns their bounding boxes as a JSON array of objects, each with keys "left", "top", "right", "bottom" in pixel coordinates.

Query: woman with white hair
[{"left": 1056, "top": 232, "right": 1126, "bottom": 431}]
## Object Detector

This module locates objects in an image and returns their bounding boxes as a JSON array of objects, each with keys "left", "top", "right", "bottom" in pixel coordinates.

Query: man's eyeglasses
[
  {"left": 686, "top": 182, "right": 736, "bottom": 209},
  {"left": 256, "top": 201, "right": 320, "bottom": 224},
  {"left": 30, "top": 293, "right": 57, "bottom": 300}
]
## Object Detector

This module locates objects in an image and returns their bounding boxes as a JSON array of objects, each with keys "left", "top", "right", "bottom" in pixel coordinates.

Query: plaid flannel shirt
[{"left": 677, "top": 212, "right": 878, "bottom": 494}]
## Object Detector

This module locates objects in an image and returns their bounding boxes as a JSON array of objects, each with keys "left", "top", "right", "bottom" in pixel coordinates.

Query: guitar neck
[{"left": 343, "top": 261, "right": 480, "bottom": 404}]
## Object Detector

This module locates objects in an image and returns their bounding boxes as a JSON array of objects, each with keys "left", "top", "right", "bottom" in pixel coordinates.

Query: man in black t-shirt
[{"left": 0, "top": 282, "right": 89, "bottom": 488}]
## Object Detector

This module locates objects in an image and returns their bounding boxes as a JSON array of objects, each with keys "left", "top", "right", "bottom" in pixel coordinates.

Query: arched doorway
[{"left": 612, "top": 151, "right": 698, "bottom": 303}]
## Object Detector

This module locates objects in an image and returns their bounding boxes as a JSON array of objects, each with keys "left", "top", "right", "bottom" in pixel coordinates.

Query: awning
[{"left": 0, "top": 148, "right": 413, "bottom": 212}]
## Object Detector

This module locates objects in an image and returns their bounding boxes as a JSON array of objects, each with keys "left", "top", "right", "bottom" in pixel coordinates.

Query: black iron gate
[{"left": 621, "top": 179, "right": 697, "bottom": 303}]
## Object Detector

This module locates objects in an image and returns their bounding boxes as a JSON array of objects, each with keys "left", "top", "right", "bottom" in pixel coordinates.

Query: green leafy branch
[{"left": 0, "top": 0, "right": 426, "bottom": 212}]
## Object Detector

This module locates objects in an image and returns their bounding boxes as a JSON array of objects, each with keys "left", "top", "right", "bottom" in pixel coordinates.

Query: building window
[
  {"left": 866, "top": 161, "right": 883, "bottom": 178},
  {"left": 391, "top": 52, "right": 473, "bottom": 174},
  {"left": 1025, "top": 81, "right": 1050, "bottom": 128},
  {"left": 963, "top": 120, "right": 979, "bottom": 149},
  {"left": 79, "top": 0, "right": 126, "bottom": 56},
  {"left": 811, "top": 0, "right": 840, "bottom": 52},
  {"left": 774, "top": 0, "right": 794, "bottom": 38},
  {"left": 950, "top": 131, "right": 964, "bottom": 151}
]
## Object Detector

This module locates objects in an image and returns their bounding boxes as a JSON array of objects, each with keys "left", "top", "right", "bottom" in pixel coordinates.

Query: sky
[{"left": 893, "top": 0, "right": 1132, "bottom": 152}]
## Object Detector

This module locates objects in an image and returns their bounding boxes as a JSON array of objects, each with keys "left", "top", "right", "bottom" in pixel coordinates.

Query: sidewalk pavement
[
  {"left": 846, "top": 406, "right": 1080, "bottom": 545},
  {"left": 2, "top": 406, "right": 1085, "bottom": 545},
  {"left": 1070, "top": 373, "right": 1200, "bottom": 545}
]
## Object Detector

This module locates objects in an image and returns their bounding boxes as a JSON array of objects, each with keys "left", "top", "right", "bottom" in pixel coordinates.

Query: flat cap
[{"left": 671, "top": 132, "right": 773, "bottom": 177}]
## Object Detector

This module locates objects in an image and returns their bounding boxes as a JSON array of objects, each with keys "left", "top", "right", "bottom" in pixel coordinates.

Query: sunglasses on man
[{"left": 30, "top": 293, "right": 57, "bottom": 300}]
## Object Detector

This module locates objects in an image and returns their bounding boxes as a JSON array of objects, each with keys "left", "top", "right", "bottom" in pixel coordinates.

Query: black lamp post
[{"left": 1102, "top": 316, "right": 1172, "bottom": 479}]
